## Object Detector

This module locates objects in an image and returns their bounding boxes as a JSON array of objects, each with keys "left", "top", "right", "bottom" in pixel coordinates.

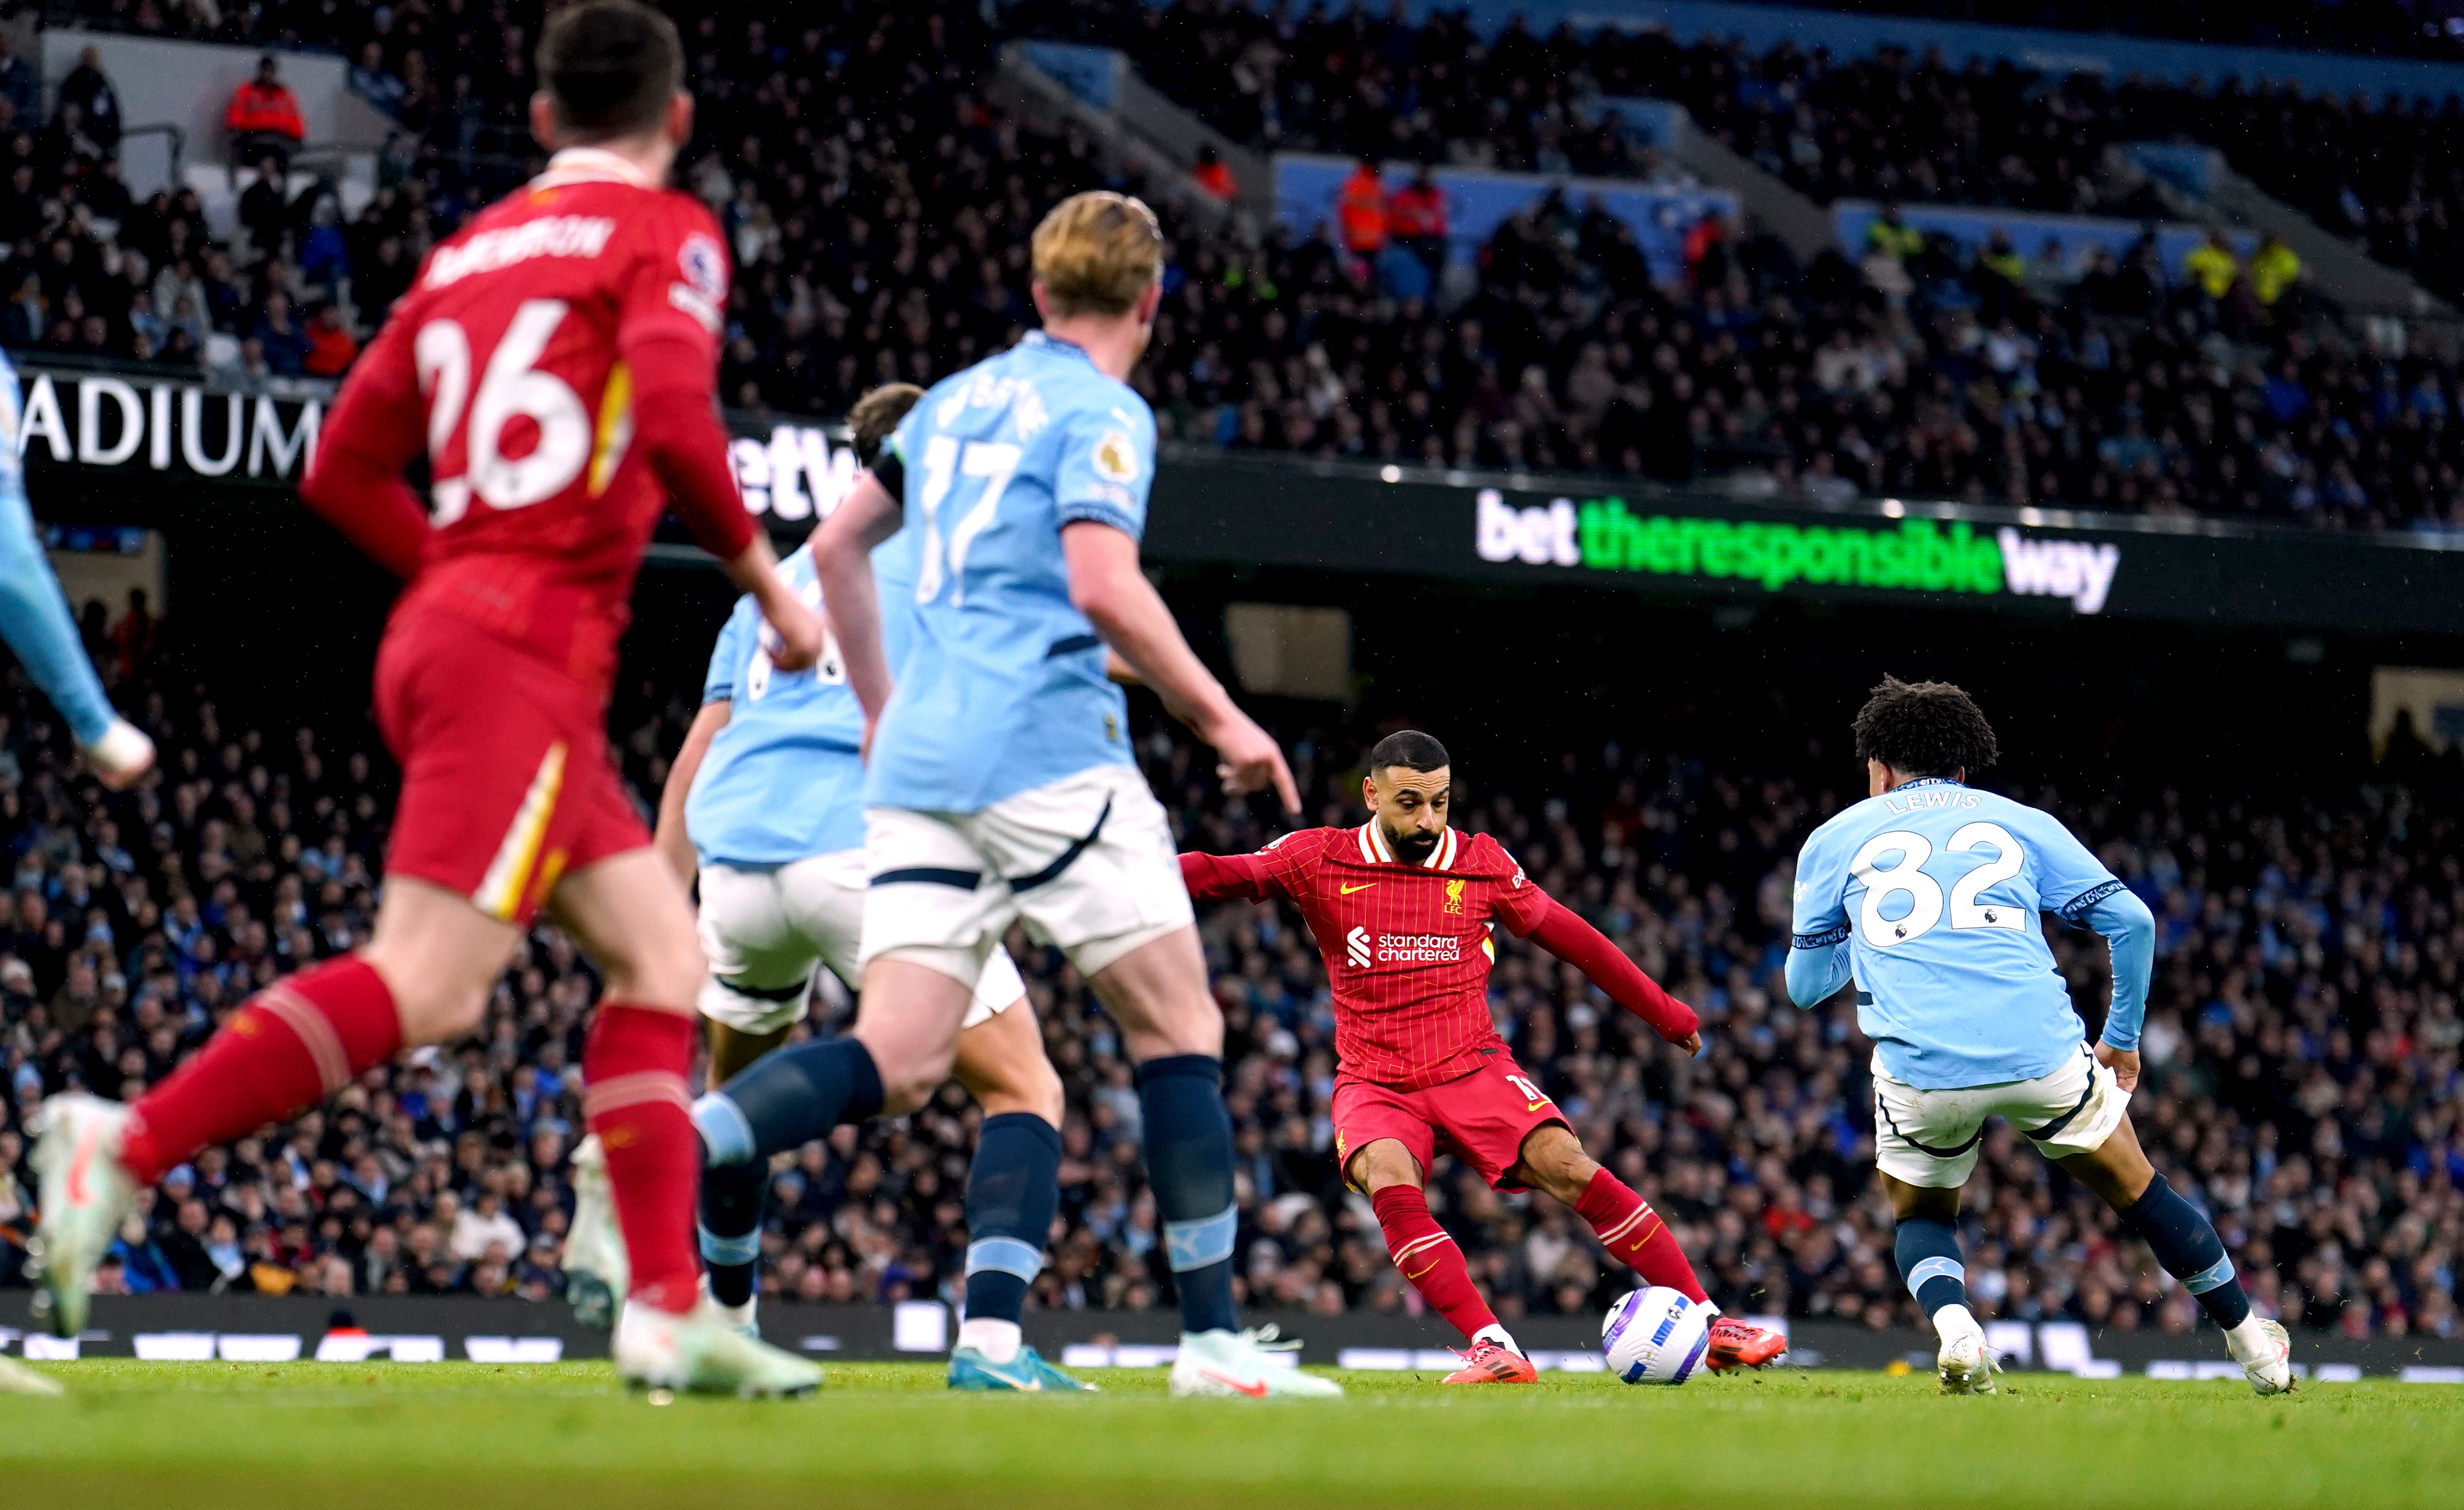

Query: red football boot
[
  {"left": 1441, "top": 1340, "right": 1539, "bottom": 1384},
  {"left": 1706, "top": 1317, "right": 1787, "bottom": 1371}
]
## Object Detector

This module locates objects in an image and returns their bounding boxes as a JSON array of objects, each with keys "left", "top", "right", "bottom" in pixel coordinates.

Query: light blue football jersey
[
  {"left": 862, "top": 331, "right": 1147, "bottom": 813},
  {"left": 686, "top": 544, "right": 869, "bottom": 866},
  {"left": 1788, "top": 778, "right": 2126, "bottom": 1089}
]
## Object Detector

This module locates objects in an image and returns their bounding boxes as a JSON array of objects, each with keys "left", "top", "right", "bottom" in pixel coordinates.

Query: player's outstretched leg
[
  {"left": 2117, "top": 1174, "right": 2290, "bottom": 1393},
  {"left": 947, "top": 998, "right": 1088, "bottom": 1391},
  {"left": 2059, "top": 1118, "right": 2290, "bottom": 1395},
  {"left": 1515, "top": 1126, "right": 1786, "bottom": 1372},
  {"left": 32, "top": 953, "right": 406, "bottom": 1336}
]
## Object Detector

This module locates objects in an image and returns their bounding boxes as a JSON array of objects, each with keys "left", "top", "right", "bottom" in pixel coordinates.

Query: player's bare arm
[
  {"left": 1062, "top": 519, "right": 1299, "bottom": 811},
  {"left": 808, "top": 467, "right": 902, "bottom": 734},
  {"left": 654, "top": 697, "right": 729, "bottom": 887}
]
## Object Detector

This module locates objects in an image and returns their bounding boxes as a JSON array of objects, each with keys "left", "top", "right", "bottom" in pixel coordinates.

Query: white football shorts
[
  {"left": 697, "top": 849, "right": 1024, "bottom": 1036},
  {"left": 1871, "top": 1043, "right": 2129, "bottom": 1188},
  {"left": 859, "top": 762, "right": 1194, "bottom": 985}
]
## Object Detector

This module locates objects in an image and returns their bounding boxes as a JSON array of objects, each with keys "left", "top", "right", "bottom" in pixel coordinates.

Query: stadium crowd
[
  {"left": 3, "top": 4, "right": 2464, "bottom": 525},
  {"left": 1, "top": 604, "right": 2457, "bottom": 1342},
  {"left": 1028, "top": 3, "right": 2464, "bottom": 310}
]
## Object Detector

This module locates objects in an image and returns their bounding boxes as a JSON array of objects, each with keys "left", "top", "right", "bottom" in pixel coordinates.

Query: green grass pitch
[{"left": 2, "top": 1361, "right": 2458, "bottom": 1508}]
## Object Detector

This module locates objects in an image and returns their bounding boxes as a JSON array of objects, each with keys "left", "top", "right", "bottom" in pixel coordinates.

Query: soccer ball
[{"left": 1601, "top": 1286, "right": 1712, "bottom": 1386}]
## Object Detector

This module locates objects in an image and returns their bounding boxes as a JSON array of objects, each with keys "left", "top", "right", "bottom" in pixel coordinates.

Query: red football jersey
[
  {"left": 1248, "top": 822, "right": 1552, "bottom": 1091},
  {"left": 318, "top": 147, "right": 740, "bottom": 693}
]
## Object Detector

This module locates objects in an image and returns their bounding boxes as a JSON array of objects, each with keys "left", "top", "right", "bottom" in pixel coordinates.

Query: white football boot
[
  {"left": 1168, "top": 1326, "right": 1344, "bottom": 1399},
  {"left": 28, "top": 1093, "right": 137, "bottom": 1338},
  {"left": 1933, "top": 1306, "right": 1998, "bottom": 1395},
  {"left": 561, "top": 1134, "right": 628, "bottom": 1331},
  {"left": 2227, "top": 1317, "right": 2295, "bottom": 1396},
  {"left": 613, "top": 1297, "right": 821, "bottom": 1399},
  {"left": 0, "top": 1356, "right": 64, "bottom": 1397}
]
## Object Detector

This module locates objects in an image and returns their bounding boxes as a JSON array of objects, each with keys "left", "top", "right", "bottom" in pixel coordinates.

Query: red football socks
[
  {"left": 583, "top": 1003, "right": 701, "bottom": 1315},
  {"left": 1371, "top": 1184, "right": 1499, "bottom": 1343},
  {"left": 1576, "top": 1167, "right": 1709, "bottom": 1303},
  {"left": 120, "top": 957, "right": 404, "bottom": 1185}
]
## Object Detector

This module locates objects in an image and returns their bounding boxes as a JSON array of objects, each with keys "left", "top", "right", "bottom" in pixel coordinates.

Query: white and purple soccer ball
[{"left": 1602, "top": 1286, "right": 1712, "bottom": 1386}]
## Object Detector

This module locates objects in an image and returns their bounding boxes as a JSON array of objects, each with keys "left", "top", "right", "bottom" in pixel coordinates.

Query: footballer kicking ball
[{"left": 1602, "top": 1286, "right": 1712, "bottom": 1386}]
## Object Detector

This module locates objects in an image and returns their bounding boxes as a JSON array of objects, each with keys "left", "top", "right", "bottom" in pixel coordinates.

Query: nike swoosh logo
[
  {"left": 1198, "top": 1367, "right": 1268, "bottom": 1397},
  {"left": 1404, "top": 1260, "right": 1438, "bottom": 1279},
  {"left": 1525, "top": 1100, "right": 1551, "bottom": 1112},
  {"left": 1340, "top": 882, "right": 1376, "bottom": 894}
]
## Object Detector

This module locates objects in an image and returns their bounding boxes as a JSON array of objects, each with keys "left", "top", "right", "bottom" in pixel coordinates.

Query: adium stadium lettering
[
  {"left": 12, "top": 371, "right": 322, "bottom": 482},
  {"left": 1476, "top": 490, "right": 2122, "bottom": 614},
  {"left": 13, "top": 368, "right": 853, "bottom": 514}
]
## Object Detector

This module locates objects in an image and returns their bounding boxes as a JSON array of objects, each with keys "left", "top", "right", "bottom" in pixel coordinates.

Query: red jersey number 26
[{"left": 414, "top": 299, "right": 594, "bottom": 525}]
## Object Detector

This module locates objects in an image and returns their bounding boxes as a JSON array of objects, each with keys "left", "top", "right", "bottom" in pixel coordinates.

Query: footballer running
[{"left": 30, "top": 0, "right": 829, "bottom": 1398}]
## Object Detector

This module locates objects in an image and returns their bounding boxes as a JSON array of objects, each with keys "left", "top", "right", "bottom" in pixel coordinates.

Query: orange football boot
[
  {"left": 1442, "top": 1340, "right": 1539, "bottom": 1384},
  {"left": 1706, "top": 1317, "right": 1787, "bottom": 1371}
]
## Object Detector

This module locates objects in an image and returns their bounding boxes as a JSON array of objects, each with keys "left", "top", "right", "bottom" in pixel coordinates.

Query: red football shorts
[
  {"left": 1332, "top": 1050, "right": 1568, "bottom": 1192},
  {"left": 374, "top": 609, "right": 648, "bottom": 927}
]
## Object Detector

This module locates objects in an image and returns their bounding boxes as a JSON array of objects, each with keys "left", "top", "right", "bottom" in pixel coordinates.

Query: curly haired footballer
[{"left": 1851, "top": 676, "right": 2000, "bottom": 778}]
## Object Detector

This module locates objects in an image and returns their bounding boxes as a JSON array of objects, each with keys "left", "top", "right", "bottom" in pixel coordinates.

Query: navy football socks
[
  {"left": 1895, "top": 1217, "right": 1970, "bottom": 1319},
  {"left": 689, "top": 1038, "right": 885, "bottom": 1307},
  {"left": 2122, "top": 1173, "right": 2253, "bottom": 1329},
  {"left": 697, "top": 1037, "right": 884, "bottom": 1166},
  {"left": 1135, "top": 1053, "right": 1242, "bottom": 1335},
  {"left": 698, "top": 1156, "right": 766, "bottom": 1308},
  {"left": 963, "top": 1112, "right": 1065, "bottom": 1328}
]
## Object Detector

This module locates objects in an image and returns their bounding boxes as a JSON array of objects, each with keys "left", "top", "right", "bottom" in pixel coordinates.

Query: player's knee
[
  {"left": 1014, "top": 1053, "right": 1067, "bottom": 1127},
  {"left": 600, "top": 931, "right": 707, "bottom": 1011},
  {"left": 977, "top": 1055, "right": 1066, "bottom": 1127},
  {"left": 868, "top": 1037, "right": 958, "bottom": 1117},
  {"left": 1888, "top": 1178, "right": 1962, "bottom": 1223},
  {"left": 392, "top": 977, "right": 490, "bottom": 1046},
  {"left": 1348, "top": 1140, "right": 1423, "bottom": 1192},
  {"left": 1521, "top": 1129, "right": 1597, "bottom": 1204}
]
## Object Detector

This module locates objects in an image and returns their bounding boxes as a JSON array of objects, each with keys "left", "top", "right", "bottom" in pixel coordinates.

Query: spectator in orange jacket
[
  {"left": 302, "top": 300, "right": 359, "bottom": 377},
  {"left": 1388, "top": 164, "right": 1448, "bottom": 279},
  {"left": 1336, "top": 155, "right": 1387, "bottom": 255},
  {"left": 227, "top": 53, "right": 307, "bottom": 179}
]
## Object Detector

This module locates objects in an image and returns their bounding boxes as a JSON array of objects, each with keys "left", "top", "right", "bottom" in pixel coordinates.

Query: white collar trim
[{"left": 1356, "top": 821, "right": 1457, "bottom": 870}]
